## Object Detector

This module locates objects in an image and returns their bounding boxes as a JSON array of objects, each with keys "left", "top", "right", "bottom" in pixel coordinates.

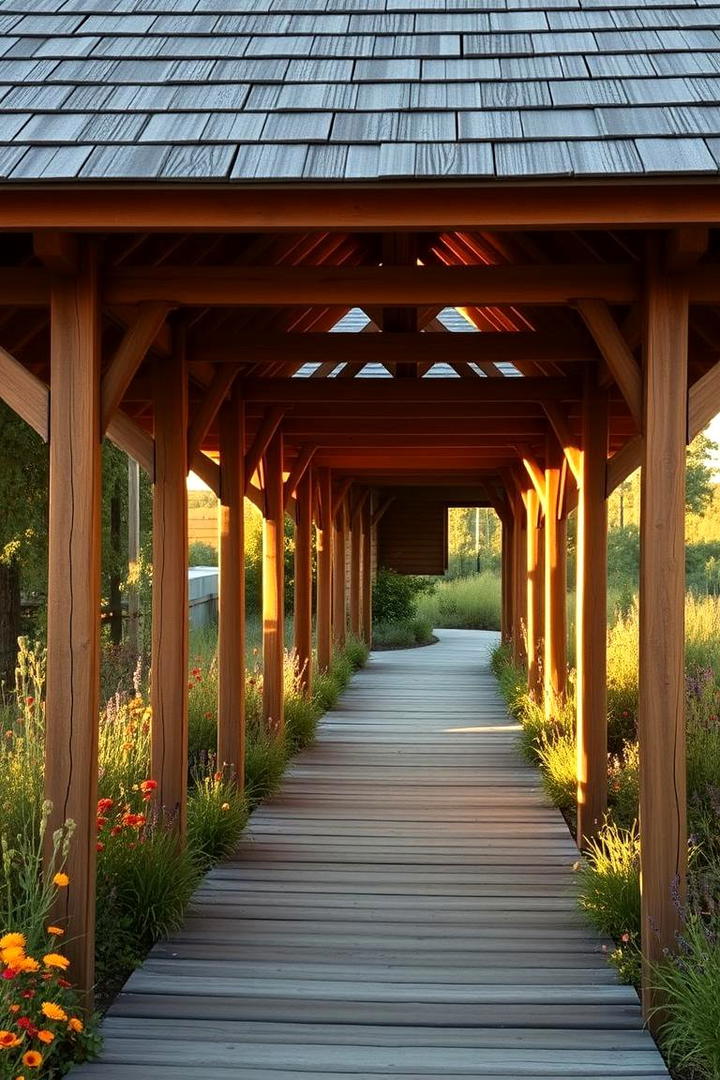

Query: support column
[
  {"left": 576, "top": 374, "right": 608, "bottom": 850},
  {"left": 350, "top": 497, "right": 363, "bottom": 639},
  {"left": 333, "top": 497, "right": 348, "bottom": 651},
  {"left": 218, "top": 389, "right": 245, "bottom": 783},
  {"left": 44, "top": 242, "right": 101, "bottom": 997},
  {"left": 294, "top": 468, "right": 314, "bottom": 696},
  {"left": 262, "top": 430, "right": 285, "bottom": 735},
  {"left": 526, "top": 487, "right": 542, "bottom": 698},
  {"left": 512, "top": 489, "right": 527, "bottom": 668},
  {"left": 639, "top": 265, "right": 688, "bottom": 1018},
  {"left": 127, "top": 457, "right": 140, "bottom": 653},
  {"left": 361, "top": 495, "right": 373, "bottom": 645},
  {"left": 501, "top": 517, "right": 514, "bottom": 645},
  {"left": 151, "top": 346, "right": 189, "bottom": 833},
  {"left": 544, "top": 435, "right": 567, "bottom": 713},
  {"left": 316, "top": 467, "right": 333, "bottom": 672}
]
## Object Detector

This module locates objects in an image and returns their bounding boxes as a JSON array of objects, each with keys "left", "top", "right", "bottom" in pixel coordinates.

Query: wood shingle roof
[{"left": 1, "top": 0, "right": 720, "bottom": 181}]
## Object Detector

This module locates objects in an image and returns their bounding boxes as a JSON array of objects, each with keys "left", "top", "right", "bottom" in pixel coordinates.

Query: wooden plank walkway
[{"left": 77, "top": 629, "right": 669, "bottom": 1079}]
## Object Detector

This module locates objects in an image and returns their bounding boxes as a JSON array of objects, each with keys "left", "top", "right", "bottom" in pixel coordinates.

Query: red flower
[
  {"left": 25, "top": 696, "right": 35, "bottom": 706},
  {"left": 96, "top": 841, "right": 105, "bottom": 852},
  {"left": 139, "top": 779, "right": 157, "bottom": 794},
  {"left": 97, "top": 797, "right": 114, "bottom": 814},
  {"left": 2, "top": 968, "right": 17, "bottom": 980}
]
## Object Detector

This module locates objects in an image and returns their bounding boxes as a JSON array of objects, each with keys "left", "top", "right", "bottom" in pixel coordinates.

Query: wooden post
[
  {"left": 333, "top": 498, "right": 348, "bottom": 651},
  {"left": 294, "top": 467, "right": 314, "bottom": 696},
  {"left": 217, "top": 389, "right": 245, "bottom": 783},
  {"left": 44, "top": 241, "right": 101, "bottom": 998},
  {"left": 526, "top": 487, "right": 542, "bottom": 698},
  {"left": 544, "top": 434, "right": 567, "bottom": 713},
  {"left": 151, "top": 346, "right": 189, "bottom": 833},
  {"left": 575, "top": 373, "right": 608, "bottom": 850},
  {"left": 512, "top": 490, "right": 527, "bottom": 667},
  {"left": 262, "top": 429, "right": 285, "bottom": 736},
  {"left": 127, "top": 457, "right": 140, "bottom": 653},
  {"left": 350, "top": 499, "right": 363, "bottom": 639},
  {"left": 361, "top": 495, "right": 373, "bottom": 645},
  {"left": 316, "top": 468, "right": 333, "bottom": 672},
  {"left": 639, "top": 263, "right": 688, "bottom": 1018}
]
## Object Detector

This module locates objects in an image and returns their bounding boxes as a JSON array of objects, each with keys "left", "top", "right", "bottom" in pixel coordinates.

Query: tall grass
[{"left": 417, "top": 572, "right": 501, "bottom": 630}]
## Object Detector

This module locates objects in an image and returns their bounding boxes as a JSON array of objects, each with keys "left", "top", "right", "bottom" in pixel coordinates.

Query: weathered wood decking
[{"left": 78, "top": 629, "right": 668, "bottom": 1079}]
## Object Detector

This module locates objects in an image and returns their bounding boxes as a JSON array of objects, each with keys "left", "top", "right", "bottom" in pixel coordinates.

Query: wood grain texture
[
  {"left": 525, "top": 488, "right": 542, "bottom": 700},
  {"left": 316, "top": 467, "right": 333, "bottom": 672},
  {"left": 151, "top": 347, "right": 189, "bottom": 833},
  {"left": 0, "top": 344, "right": 49, "bottom": 439},
  {"left": 544, "top": 435, "right": 567, "bottom": 710},
  {"left": 262, "top": 430, "right": 285, "bottom": 736},
  {"left": 639, "top": 268, "right": 688, "bottom": 1021},
  {"left": 294, "top": 469, "right": 314, "bottom": 698},
  {"left": 575, "top": 376, "right": 609, "bottom": 850},
  {"left": 332, "top": 499, "right": 348, "bottom": 650},
  {"left": 75, "top": 630, "right": 668, "bottom": 1080},
  {"left": 361, "top": 496, "right": 373, "bottom": 646},
  {"left": 218, "top": 389, "right": 245, "bottom": 782},
  {"left": 44, "top": 244, "right": 101, "bottom": 998}
]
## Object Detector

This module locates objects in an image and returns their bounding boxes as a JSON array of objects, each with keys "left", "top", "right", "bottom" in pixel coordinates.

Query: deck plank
[{"left": 74, "top": 630, "right": 668, "bottom": 1079}]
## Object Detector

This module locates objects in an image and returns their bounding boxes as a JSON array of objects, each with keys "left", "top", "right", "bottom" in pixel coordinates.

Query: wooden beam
[
  {"left": 33, "top": 231, "right": 79, "bottom": 275},
  {"left": 284, "top": 445, "right": 316, "bottom": 511},
  {"left": 665, "top": 226, "right": 709, "bottom": 272},
  {"left": 542, "top": 402, "right": 581, "bottom": 483},
  {"left": 192, "top": 330, "right": 599, "bottom": 368},
  {"left": 575, "top": 299, "right": 642, "bottom": 428},
  {"left": 241, "top": 377, "right": 578, "bottom": 405},
  {"left": 575, "top": 376, "right": 608, "bottom": 850},
  {"left": 639, "top": 264, "right": 688, "bottom": 1022},
  {"left": 316, "top": 467, "right": 333, "bottom": 673},
  {"left": 361, "top": 495, "right": 373, "bottom": 646},
  {"left": 606, "top": 434, "right": 642, "bottom": 496},
  {"left": 511, "top": 487, "right": 527, "bottom": 668},
  {"left": 0, "top": 344, "right": 49, "bottom": 439},
  {"left": 350, "top": 500, "right": 363, "bottom": 639},
  {"left": 519, "top": 450, "right": 547, "bottom": 514},
  {"left": 187, "top": 366, "right": 238, "bottom": 463},
  {"left": 688, "top": 358, "right": 720, "bottom": 440},
  {"left": 106, "top": 263, "right": 639, "bottom": 307},
  {"left": 333, "top": 501, "right": 348, "bottom": 651},
  {"left": 262, "top": 430, "right": 285, "bottom": 736},
  {"left": 371, "top": 495, "right": 396, "bottom": 528},
  {"left": 294, "top": 468, "right": 314, "bottom": 697},
  {"left": 151, "top": 347, "right": 189, "bottom": 834},
  {"left": 332, "top": 477, "right": 353, "bottom": 519},
  {"left": 244, "top": 406, "right": 285, "bottom": 496},
  {"left": 217, "top": 388, "right": 245, "bottom": 785},
  {"left": 190, "top": 449, "right": 220, "bottom": 497},
  {"left": 101, "top": 302, "right": 170, "bottom": 432},
  {"left": 0, "top": 267, "right": 51, "bottom": 305},
  {"left": 544, "top": 434, "right": 567, "bottom": 714},
  {"left": 44, "top": 242, "right": 101, "bottom": 999},
  {"left": 4, "top": 183, "right": 720, "bottom": 231}
]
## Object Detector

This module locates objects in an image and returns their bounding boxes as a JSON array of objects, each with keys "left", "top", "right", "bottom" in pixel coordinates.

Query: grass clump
[
  {"left": 417, "top": 572, "right": 501, "bottom": 630},
  {"left": 372, "top": 616, "right": 433, "bottom": 649},
  {"left": 576, "top": 820, "right": 641, "bottom": 984}
]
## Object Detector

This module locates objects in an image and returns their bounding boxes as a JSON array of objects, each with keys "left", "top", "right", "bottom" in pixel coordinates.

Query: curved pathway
[{"left": 78, "top": 629, "right": 668, "bottom": 1079}]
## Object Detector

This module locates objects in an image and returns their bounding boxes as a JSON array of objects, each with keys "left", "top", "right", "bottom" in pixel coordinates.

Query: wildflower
[
  {"left": 16, "top": 1020, "right": 37, "bottom": 1038},
  {"left": 96, "top": 817, "right": 108, "bottom": 830},
  {"left": 25, "top": 697, "right": 34, "bottom": 706},
  {"left": 16, "top": 957, "right": 40, "bottom": 974},
  {"left": 57, "top": 980, "right": 71, "bottom": 990},
  {"left": 2, "top": 945, "right": 26, "bottom": 966},
  {"left": 36, "top": 1031, "right": 54, "bottom": 1045},
  {"left": 139, "top": 779, "right": 157, "bottom": 795},
  {"left": 0, "top": 933, "right": 26, "bottom": 950},
  {"left": 0, "top": 1031, "right": 22, "bottom": 1048},
  {"left": 42, "top": 953, "right": 70, "bottom": 971},
  {"left": 46, "top": 927, "right": 64, "bottom": 937},
  {"left": 96, "top": 841, "right": 105, "bottom": 852},
  {"left": 68, "top": 1018, "right": 83, "bottom": 1033},
  {"left": 221, "top": 803, "right": 230, "bottom": 812},
  {"left": 5, "top": 730, "right": 12, "bottom": 739},
  {"left": 21, "top": 1051, "right": 43, "bottom": 1069},
  {"left": 1, "top": 969, "right": 18, "bottom": 980},
  {"left": 97, "top": 798, "right": 113, "bottom": 814},
  {"left": 621, "top": 932, "right": 631, "bottom": 943},
  {"left": 9, "top": 1005, "right": 19, "bottom": 1014},
  {"left": 110, "top": 826, "right": 122, "bottom": 837},
  {"left": 20, "top": 991, "right": 34, "bottom": 1000},
  {"left": 52, "top": 873, "right": 69, "bottom": 888},
  {"left": 41, "top": 1003, "right": 67, "bottom": 1022},
  {"left": 214, "top": 772, "right": 223, "bottom": 782}
]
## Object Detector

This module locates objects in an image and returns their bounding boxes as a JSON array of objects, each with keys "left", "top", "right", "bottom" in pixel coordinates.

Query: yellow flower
[
  {"left": 0, "top": 933, "right": 26, "bottom": 950},
  {"left": 15, "top": 956, "right": 40, "bottom": 973},
  {"left": 37, "top": 1031, "right": 54, "bottom": 1045},
  {"left": 46, "top": 926, "right": 64, "bottom": 937},
  {"left": 0, "top": 1031, "right": 22, "bottom": 1048},
  {"left": 52, "top": 873, "right": 69, "bottom": 888},
  {"left": 41, "top": 1002, "right": 67, "bottom": 1022},
  {"left": 68, "top": 1018, "right": 84, "bottom": 1033},
  {"left": 42, "top": 953, "right": 70, "bottom": 971},
  {"left": 1, "top": 945, "right": 26, "bottom": 966},
  {"left": 22, "top": 1051, "right": 43, "bottom": 1069}
]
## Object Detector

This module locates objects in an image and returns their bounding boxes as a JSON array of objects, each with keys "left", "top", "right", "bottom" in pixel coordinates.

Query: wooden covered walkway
[{"left": 78, "top": 630, "right": 667, "bottom": 1079}]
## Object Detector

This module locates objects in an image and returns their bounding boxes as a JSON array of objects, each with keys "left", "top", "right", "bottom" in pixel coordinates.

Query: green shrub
[
  {"left": 188, "top": 540, "right": 217, "bottom": 567},
  {"left": 653, "top": 913, "right": 720, "bottom": 1080},
  {"left": 372, "top": 616, "right": 434, "bottom": 649},
  {"left": 576, "top": 820, "right": 641, "bottom": 942},
  {"left": 344, "top": 634, "right": 370, "bottom": 670},
  {"left": 372, "top": 568, "right": 433, "bottom": 625},
  {"left": 187, "top": 767, "right": 248, "bottom": 870},
  {"left": 416, "top": 572, "right": 501, "bottom": 630}
]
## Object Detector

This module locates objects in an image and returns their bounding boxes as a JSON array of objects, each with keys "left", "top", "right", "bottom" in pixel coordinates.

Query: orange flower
[
  {"left": 9, "top": 1005, "right": 20, "bottom": 1015},
  {"left": 68, "top": 1018, "right": 84, "bottom": 1033},
  {"left": 52, "top": 873, "right": 69, "bottom": 888},
  {"left": 0, "top": 1030, "right": 22, "bottom": 1048},
  {"left": 15, "top": 957, "right": 40, "bottom": 973},
  {"left": 36, "top": 1031, "right": 54, "bottom": 1045},
  {"left": 0, "top": 933, "right": 25, "bottom": 950},
  {"left": 46, "top": 927, "right": 64, "bottom": 937},
  {"left": 42, "top": 953, "right": 70, "bottom": 971},
  {"left": 139, "top": 779, "right": 157, "bottom": 794},
  {"left": 1, "top": 945, "right": 26, "bottom": 966},
  {"left": 22, "top": 1051, "right": 43, "bottom": 1068},
  {"left": 41, "top": 1002, "right": 67, "bottom": 1022}
]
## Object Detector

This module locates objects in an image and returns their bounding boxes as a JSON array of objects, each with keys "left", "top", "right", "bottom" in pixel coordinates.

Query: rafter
[
  {"left": 102, "top": 302, "right": 170, "bottom": 432},
  {"left": 575, "top": 298, "right": 642, "bottom": 427},
  {"left": 542, "top": 402, "right": 582, "bottom": 483},
  {"left": 187, "top": 366, "right": 238, "bottom": 463},
  {"left": 283, "top": 445, "right": 316, "bottom": 510},
  {"left": 243, "top": 406, "right": 285, "bottom": 495}
]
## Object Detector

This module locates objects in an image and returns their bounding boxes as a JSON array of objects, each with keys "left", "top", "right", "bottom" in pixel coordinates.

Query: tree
[{"left": 686, "top": 431, "right": 717, "bottom": 516}]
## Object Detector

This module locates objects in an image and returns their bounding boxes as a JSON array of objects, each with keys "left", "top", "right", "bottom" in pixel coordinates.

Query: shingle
[
  {"left": 494, "top": 139, "right": 573, "bottom": 175},
  {"left": 344, "top": 142, "right": 380, "bottom": 177},
  {"left": 0, "top": 83, "right": 72, "bottom": 109},
  {"left": 14, "top": 111, "right": 92, "bottom": 141},
  {"left": 203, "top": 110, "right": 266, "bottom": 140},
  {"left": 80, "top": 14, "right": 155, "bottom": 32},
  {"left": 458, "top": 110, "right": 523, "bottom": 140},
  {"left": 415, "top": 140, "right": 494, "bottom": 175},
  {"left": 422, "top": 58, "right": 500, "bottom": 80},
  {"left": 634, "top": 135, "right": 718, "bottom": 172},
  {"left": 550, "top": 78, "right": 628, "bottom": 106},
  {"left": 79, "top": 112, "right": 148, "bottom": 141},
  {"left": 0, "top": 145, "right": 28, "bottom": 178},
  {"left": 0, "top": 113, "right": 33, "bottom": 140},
  {"left": 261, "top": 111, "right": 333, "bottom": 141},
  {"left": 303, "top": 142, "right": 349, "bottom": 177},
  {"left": 354, "top": 58, "right": 422, "bottom": 80},
  {"left": 140, "top": 112, "right": 212, "bottom": 142},
  {"left": 479, "top": 80, "right": 552, "bottom": 107},
  {"left": 169, "top": 83, "right": 250, "bottom": 109},
  {"left": 10, "top": 142, "right": 92, "bottom": 177},
  {"left": 231, "top": 141, "right": 307, "bottom": 178},
  {"left": 274, "top": 82, "right": 358, "bottom": 109},
  {"left": 521, "top": 108, "right": 601, "bottom": 139},
  {"left": 162, "top": 142, "right": 235, "bottom": 178},
  {"left": 285, "top": 58, "right": 353, "bottom": 81},
  {"left": 490, "top": 11, "right": 549, "bottom": 30},
  {"left": 565, "top": 138, "right": 643, "bottom": 174},
  {"left": 331, "top": 110, "right": 455, "bottom": 142},
  {"left": 80, "top": 142, "right": 171, "bottom": 177},
  {"left": 103, "top": 84, "right": 177, "bottom": 110}
]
